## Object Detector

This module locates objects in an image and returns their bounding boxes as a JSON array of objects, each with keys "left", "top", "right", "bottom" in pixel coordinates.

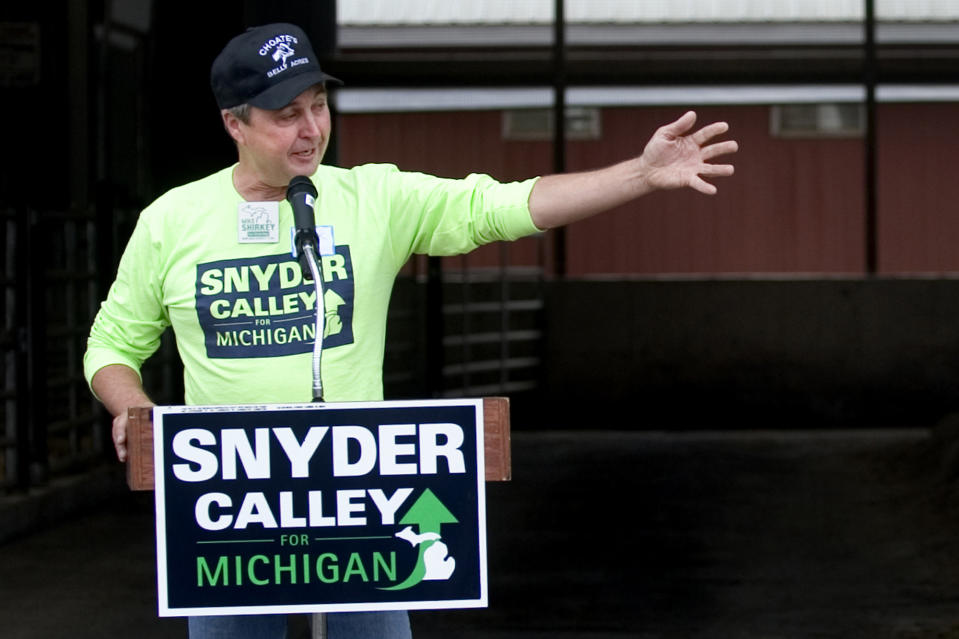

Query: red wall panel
[
  {"left": 337, "top": 110, "right": 549, "bottom": 269},
  {"left": 339, "top": 102, "right": 959, "bottom": 276},
  {"left": 562, "top": 105, "right": 865, "bottom": 275},
  {"left": 877, "top": 103, "right": 959, "bottom": 274}
]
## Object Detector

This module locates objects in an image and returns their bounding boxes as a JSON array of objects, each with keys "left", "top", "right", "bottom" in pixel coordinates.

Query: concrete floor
[{"left": 4, "top": 427, "right": 959, "bottom": 638}]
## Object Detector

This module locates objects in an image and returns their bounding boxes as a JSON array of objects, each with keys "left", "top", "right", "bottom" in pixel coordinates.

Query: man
[{"left": 85, "top": 22, "right": 736, "bottom": 639}]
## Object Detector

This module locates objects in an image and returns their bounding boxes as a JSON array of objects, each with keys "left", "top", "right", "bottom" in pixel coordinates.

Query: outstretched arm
[{"left": 528, "top": 111, "right": 738, "bottom": 230}]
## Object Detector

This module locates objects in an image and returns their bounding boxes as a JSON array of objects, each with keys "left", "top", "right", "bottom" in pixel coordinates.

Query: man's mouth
[{"left": 292, "top": 148, "right": 315, "bottom": 160}]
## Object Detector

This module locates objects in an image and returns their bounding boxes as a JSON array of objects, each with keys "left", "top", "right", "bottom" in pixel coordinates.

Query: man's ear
[{"left": 221, "top": 110, "right": 244, "bottom": 145}]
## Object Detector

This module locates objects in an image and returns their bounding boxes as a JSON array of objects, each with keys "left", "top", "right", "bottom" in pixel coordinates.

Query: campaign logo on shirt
[{"left": 195, "top": 249, "right": 355, "bottom": 359}]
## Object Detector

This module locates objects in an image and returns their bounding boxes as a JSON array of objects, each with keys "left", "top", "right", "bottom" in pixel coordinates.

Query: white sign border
[{"left": 153, "top": 398, "right": 487, "bottom": 617}]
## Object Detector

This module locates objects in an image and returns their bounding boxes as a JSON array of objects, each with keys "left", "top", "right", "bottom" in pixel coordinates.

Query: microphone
[{"left": 286, "top": 176, "right": 320, "bottom": 280}]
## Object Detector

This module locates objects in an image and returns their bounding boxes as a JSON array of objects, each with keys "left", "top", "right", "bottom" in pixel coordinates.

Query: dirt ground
[
  {"left": 415, "top": 426, "right": 959, "bottom": 638},
  {"left": 4, "top": 426, "right": 959, "bottom": 638}
]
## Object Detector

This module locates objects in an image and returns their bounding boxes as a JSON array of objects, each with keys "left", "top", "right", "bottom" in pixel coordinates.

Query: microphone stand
[
  {"left": 301, "top": 246, "right": 327, "bottom": 637},
  {"left": 288, "top": 180, "right": 327, "bottom": 637},
  {"left": 288, "top": 175, "right": 326, "bottom": 404},
  {"left": 296, "top": 238, "right": 326, "bottom": 403}
]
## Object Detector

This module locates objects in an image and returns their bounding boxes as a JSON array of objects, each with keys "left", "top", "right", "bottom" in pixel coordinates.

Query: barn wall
[{"left": 339, "top": 101, "right": 959, "bottom": 276}]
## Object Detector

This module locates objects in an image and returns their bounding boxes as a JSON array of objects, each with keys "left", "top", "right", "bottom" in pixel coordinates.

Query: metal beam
[{"left": 327, "top": 44, "right": 959, "bottom": 87}]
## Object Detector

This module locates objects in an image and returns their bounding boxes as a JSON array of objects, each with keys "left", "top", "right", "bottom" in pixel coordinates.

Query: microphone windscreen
[
  {"left": 286, "top": 175, "right": 317, "bottom": 201},
  {"left": 286, "top": 176, "right": 318, "bottom": 232}
]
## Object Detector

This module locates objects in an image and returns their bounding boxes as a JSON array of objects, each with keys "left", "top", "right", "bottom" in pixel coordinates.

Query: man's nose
[{"left": 300, "top": 112, "right": 322, "bottom": 138}]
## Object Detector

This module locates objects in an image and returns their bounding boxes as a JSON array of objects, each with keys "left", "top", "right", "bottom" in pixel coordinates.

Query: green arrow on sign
[
  {"left": 380, "top": 489, "right": 459, "bottom": 591},
  {"left": 400, "top": 488, "right": 458, "bottom": 534}
]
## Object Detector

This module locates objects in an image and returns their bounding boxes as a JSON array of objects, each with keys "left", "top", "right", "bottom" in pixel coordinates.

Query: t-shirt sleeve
[
  {"left": 382, "top": 167, "right": 541, "bottom": 264},
  {"left": 83, "top": 210, "right": 170, "bottom": 390}
]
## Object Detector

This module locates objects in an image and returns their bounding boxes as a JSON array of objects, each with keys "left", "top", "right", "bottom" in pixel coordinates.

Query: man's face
[{"left": 232, "top": 85, "right": 331, "bottom": 187}]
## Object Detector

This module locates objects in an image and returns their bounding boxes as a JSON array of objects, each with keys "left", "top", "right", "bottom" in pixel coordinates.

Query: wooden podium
[{"left": 125, "top": 397, "right": 512, "bottom": 490}]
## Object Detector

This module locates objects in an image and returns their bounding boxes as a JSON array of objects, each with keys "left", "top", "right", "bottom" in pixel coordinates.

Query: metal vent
[
  {"left": 771, "top": 104, "right": 864, "bottom": 138},
  {"left": 503, "top": 107, "right": 601, "bottom": 141}
]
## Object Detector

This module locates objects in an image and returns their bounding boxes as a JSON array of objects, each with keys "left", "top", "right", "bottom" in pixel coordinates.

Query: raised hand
[{"left": 638, "top": 111, "right": 738, "bottom": 195}]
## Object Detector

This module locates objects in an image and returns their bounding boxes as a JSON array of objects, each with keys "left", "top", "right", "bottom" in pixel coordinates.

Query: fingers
[
  {"left": 691, "top": 121, "right": 731, "bottom": 146},
  {"left": 661, "top": 110, "right": 733, "bottom": 147},
  {"left": 700, "top": 163, "right": 735, "bottom": 177},
  {"left": 702, "top": 139, "right": 739, "bottom": 161},
  {"left": 691, "top": 163, "right": 735, "bottom": 195},
  {"left": 696, "top": 136, "right": 737, "bottom": 192},
  {"left": 112, "top": 414, "right": 128, "bottom": 463},
  {"left": 690, "top": 177, "right": 718, "bottom": 195}
]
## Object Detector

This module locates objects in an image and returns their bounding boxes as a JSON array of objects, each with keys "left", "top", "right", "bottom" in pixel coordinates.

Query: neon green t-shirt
[{"left": 84, "top": 163, "right": 540, "bottom": 405}]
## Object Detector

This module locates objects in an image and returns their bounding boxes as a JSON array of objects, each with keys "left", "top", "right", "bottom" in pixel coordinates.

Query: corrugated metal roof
[{"left": 336, "top": 0, "right": 959, "bottom": 25}]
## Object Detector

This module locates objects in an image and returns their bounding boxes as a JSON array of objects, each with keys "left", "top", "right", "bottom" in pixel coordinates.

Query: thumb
[{"left": 661, "top": 111, "right": 697, "bottom": 138}]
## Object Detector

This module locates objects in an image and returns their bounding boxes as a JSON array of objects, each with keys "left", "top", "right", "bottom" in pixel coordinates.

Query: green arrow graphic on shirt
[
  {"left": 323, "top": 289, "right": 345, "bottom": 338},
  {"left": 381, "top": 489, "right": 459, "bottom": 591}
]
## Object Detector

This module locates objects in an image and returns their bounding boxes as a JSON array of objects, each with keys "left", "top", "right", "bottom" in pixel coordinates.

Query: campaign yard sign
[{"left": 153, "top": 400, "right": 487, "bottom": 617}]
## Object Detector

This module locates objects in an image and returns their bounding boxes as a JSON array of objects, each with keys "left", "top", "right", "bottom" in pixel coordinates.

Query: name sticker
[
  {"left": 238, "top": 202, "right": 280, "bottom": 244},
  {"left": 317, "top": 225, "right": 334, "bottom": 256},
  {"left": 289, "top": 225, "right": 335, "bottom": 257}
]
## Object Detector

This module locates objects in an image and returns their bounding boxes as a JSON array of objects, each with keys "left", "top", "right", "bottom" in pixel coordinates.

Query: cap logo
[
  {"left": 259, "top": 34, "right": 311, "bottom": 79},
  {"left": 258, "top": 34, "right": 298, "bottom": 57},
  {"left": 271, "top": 43, "right": 295, "bottom": 64}
]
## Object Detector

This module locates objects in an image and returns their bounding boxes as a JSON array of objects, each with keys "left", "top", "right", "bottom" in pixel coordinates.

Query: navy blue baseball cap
[{"left": 211, "top": 23, "right": 342, "bottom": 110}]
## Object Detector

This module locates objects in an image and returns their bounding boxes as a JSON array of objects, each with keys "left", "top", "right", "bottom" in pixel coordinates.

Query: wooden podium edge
[{"left": 126, "top": 397, "right": 512, "bottom": 491}]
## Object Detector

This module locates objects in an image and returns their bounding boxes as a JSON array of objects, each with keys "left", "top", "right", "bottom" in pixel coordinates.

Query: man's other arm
[{"left": 91, "top": 364, "right": 155, "bottom": 462}]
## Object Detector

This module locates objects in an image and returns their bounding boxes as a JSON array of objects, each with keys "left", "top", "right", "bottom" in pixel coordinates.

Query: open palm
[{"left": 639, "top": 111, "right": 738, "bottom": 195}]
